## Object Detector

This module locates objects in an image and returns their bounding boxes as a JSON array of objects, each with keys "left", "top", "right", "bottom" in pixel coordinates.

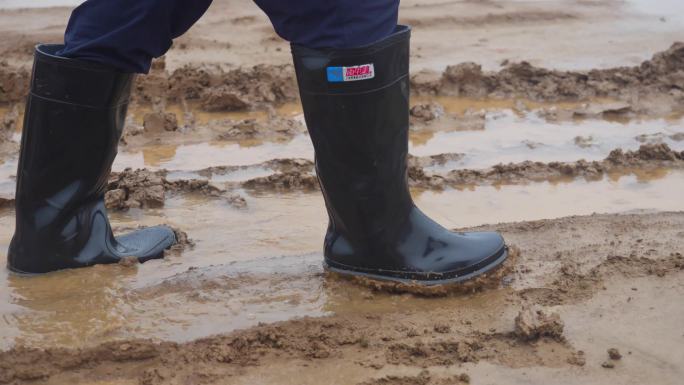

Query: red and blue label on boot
[{"left": 327, "top": 64, "right": 375, "bottom": 82}]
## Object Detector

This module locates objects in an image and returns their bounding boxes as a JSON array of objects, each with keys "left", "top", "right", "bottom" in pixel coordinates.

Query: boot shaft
[
  {"left": 291, "top": 26, "right": 413, "bottom": 242},
  {"left": 16, "top": 45, "right": 133, "bottom": 215},
  {"left": 9, "top": 45, "right": 135, "bottom": 272}
]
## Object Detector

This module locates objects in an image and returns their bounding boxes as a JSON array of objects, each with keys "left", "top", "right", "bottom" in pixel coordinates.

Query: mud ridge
[
  {"left": 0, "top": 306, "right": 577, "bottom": 385},
  {"left": 105, "top": 168, "right": 246, "bottom": 210},
  {"left": 195, "top": 158, "right": 314, "bottom": 178},
  {"left": 134, "top": 61, "right": 298, "bottom": 110},
  {"left": 2, "top": 44, "right": 682, "bottom": 110},
  {"left": 409, "top": 143, "right": 684, "bottom": 189},
  {"left": 411, "top": 42, "right": 684, "bottom": 107}
]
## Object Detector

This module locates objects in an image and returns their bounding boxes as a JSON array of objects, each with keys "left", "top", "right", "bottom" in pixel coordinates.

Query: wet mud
[
  {"left": 2, "top": 43, "right": 683, "bottom": 119},
  {"left": 409, "top": 143, "right": 684, "bottom": 189},
  {"left": 411, "top": 43, "right": 684, "bottom": 116},
  {"left": 1, "top": 1, "right": 684, "bottom": 385},
  {"left": 2, "top": 212, "right": 683, "bottom": 384},
  {"left": 105, "top": 168, "right": 246, "bottom": 210}
]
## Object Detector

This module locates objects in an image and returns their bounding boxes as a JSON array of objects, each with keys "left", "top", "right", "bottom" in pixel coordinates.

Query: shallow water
[
  {"left": 1, "top": 168, "right": 683, "bottom": 350},
  {"left": 120, "top": 101, "right": 684, "bottom": 172}
]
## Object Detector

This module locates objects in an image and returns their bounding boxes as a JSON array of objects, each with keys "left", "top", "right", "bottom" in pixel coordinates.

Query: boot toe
[
  {"left": 115, "top": 225, "right": 177, "bottom": 262},
  {"left": 418, "top": 230, "right": 507, "bottom": 281},
  {"left": 460, "top": 230, "right": 506, "bottom": 269}
]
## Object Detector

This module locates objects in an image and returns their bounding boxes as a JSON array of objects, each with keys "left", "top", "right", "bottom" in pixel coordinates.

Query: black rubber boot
[
  {"left": 7, "top": 45, "right": 176, "bottom": 274},
  {"left": 291, "top": 26, "right": 508, "bottom": 285}
]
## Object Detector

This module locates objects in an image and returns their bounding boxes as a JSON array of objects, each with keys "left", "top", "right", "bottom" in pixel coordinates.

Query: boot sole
[{"left": 324, "top": 245, "right": 510, "bottom": 287}]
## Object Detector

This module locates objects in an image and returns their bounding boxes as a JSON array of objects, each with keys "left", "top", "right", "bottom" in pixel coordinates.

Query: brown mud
[
  {"left": 2, "top": 43, "right": 683, "bottom": 118},
  {"left": 1, "top": 212, "right": 683, "bottom": 384},
  {"left": 83, "top": 143, "right": 684, "bottom": 207},
  {"left": 410, "top": 143, "right": 684, "bottom": 189},
  {"left": 105, "top": 168, "right": 246, "bottom": 210},
  {"left": 410, "top": 43, "right": 684, "bottom": 115},
  {"left": 1, "top": 1, "right": 684, "bottom": 384}
]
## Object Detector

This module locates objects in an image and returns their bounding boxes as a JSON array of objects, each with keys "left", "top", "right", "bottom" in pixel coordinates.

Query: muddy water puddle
[
  {"left": 115, "top": 134, "right": 314, "bottom": 170},
  {"left": 1, "top": 168, "right": 683, "bottom": 350},
  {"left": 1, "top": 98, "right": 684, "bottom": 350},
  {"left": 116, "top": 101, "right": 684, "bottom": 172},
  {"left": 1, "top": 97, "right": 683, "bottom": 350},
  {"left": 409, "top": 108, "right": 684, "bottom": 171},
  {"left": 3, "top": 98, "right": 683, "bottom": 175}
]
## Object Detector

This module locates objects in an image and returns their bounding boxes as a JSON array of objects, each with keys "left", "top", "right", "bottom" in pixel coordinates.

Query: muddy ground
[
  {"left": 0, "top": 0, "right": 683, "bottom": 384},
  {"left": 1, "top": 212, "right": 683, "bottom": 384}
]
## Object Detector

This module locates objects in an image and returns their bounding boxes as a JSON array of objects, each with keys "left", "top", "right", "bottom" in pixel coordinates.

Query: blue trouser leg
[
  {"left": 58, "top": 0, "right": 399, "bottom": 74},
  {"left": 58, "top": 0, "right": 213, "bottom": 73},
  {"left": 252, "top": 0, "right": 399, "bottom": 49}
]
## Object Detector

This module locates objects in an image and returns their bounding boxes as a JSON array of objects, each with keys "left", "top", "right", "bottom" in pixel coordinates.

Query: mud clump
[
  {"left": 243, "top": 171, "right": 318, "bottom": 191},
  {"left": 143, "top": 111, "right": 178, "bottom": 133},
  {"left": 106, "top": 169, "right": 166, "bottom": 210},
  {"left": 165, "top": 226, "right": 195, "bottom": 255},
  {"left": 106, "top": 168, "right": 241, "bottom": 210},
  {"left": 358, "top": 370, "right": 470, "bottom": 385},
  {"left": 607, "top": 143, "right": 682, "bottom": 163},
  {"left": 410, "top": 102, "right": 445, "bottom": 124},
  {"left": 514, "top": 305, "right": 565, "bottom": 341},
  {"left": 200, "top": 86, "right": 251, "bottom": 111},
  {"left": 607, "top": 348, "right": 622, "bottom": 360}
]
